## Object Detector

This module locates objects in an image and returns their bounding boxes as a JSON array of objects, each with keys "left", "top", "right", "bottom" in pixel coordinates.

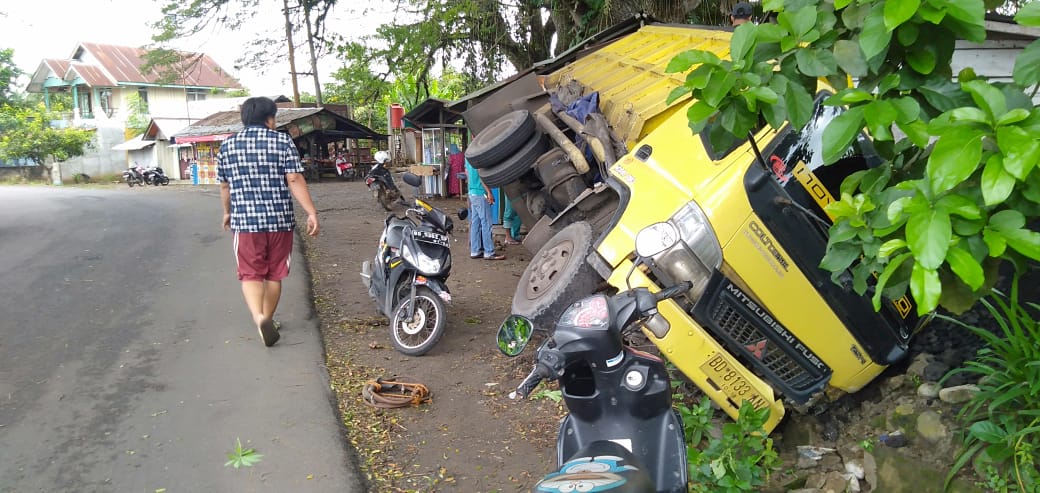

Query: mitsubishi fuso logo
[{"left": 749, "top": 221, "right": 790, "bottom": 272}]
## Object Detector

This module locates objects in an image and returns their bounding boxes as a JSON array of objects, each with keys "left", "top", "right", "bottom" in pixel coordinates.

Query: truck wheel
[
  {"left": 512, "top": 221, "right": 601, "bottom": 330},
  {"left": 477, "top": 133, "right": 549, "bottom": 188},
  {"left": 465, "top": 110, "right": 536, "bottom": 169}
]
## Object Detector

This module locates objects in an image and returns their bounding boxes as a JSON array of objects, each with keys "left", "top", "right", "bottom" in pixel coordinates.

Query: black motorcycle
[
  {"left": 365, "top": 151, "right": 403, "bottom": 211},
  {"left": 143, "top": 166, "right": 170, "bottom": 186},
  {"left": 497, "top": 224, "right": 692, "bottom": 493},
  {"left": 361, "top": 173, "right": 454, "bottom": 356},
  {"left": 123, "top": 166, "right": 146, "bottom": 187}
]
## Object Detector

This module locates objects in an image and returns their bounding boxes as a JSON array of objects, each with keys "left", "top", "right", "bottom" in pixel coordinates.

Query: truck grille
[{"left": 693, "top": 272, "right": 831, "bottom": 403}]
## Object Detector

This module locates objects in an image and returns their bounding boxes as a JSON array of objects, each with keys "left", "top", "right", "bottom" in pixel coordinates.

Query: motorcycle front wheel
[
  {"left": 160, "top": 176, "right": 170, "bottom": 185},
  {"left": 389, "top": 286, "right": 446, "bottom": 356}
]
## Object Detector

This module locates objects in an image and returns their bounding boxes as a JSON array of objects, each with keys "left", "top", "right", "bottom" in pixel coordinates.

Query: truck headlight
[
  {"left": 651, "top": 201, "right": 722, "bottom": 302},
  {"left": 400, "top": 242, "right": 442, "bottom": 275}
]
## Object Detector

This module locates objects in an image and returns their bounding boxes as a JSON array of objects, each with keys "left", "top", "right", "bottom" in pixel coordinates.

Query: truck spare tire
[
  {"left": 512, "top": 221, "right": 602, "bottom": 329},
  {"left": 477, "top": 133, "right": 549, "bottom": 188},
  {"left": 465, "top": 110, "right": 536, "bottom": 169}
]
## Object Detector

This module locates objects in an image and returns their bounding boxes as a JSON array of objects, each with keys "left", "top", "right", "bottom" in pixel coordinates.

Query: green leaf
[
  {"left": 756, "top": 23, "right": 787, "bottom": 43},
  {"left": 885, "top": 0, "right": 920, "bottom": 30},
  {"left": 962, "top": 80, "right": 1007, "bottom": 121},
  {"left": 731, "top": 24, "right": 757, "bottom": 63},
  {"left": 829, "top": 88, "right": 874, "bottom": 104},
  {"left": 997, "top": 125, "right": 1040, "bottom": 180},
  {"left": 989, "top": 209, "right": 1026, "bottom": 231},
  {"left": 764, "top": 0, "right": 785, "bottom": 11},
  {"left": 835, "top": 0, "right": 853, "bottom": 8},
  {"left": 948, "top": 107, "right": 990, "bottom": 125},
  {"left": 686, "top": 101, "right": 718, "bottom": 125},
  {"left": 1003, "top": 228, "right": 1040, "bottom": 261},
  {"left": 910, "top": 262, "right": 942, "bottom": 314},
  {"left": 907, "top": 207, "right": 952, "bottom": 270},
  {"left": 936, "top": 194, "right": 982, "bottom": 219},
  {"left": 822, "top": 106, "right": 865, "bottom": 164},
  {"left": 666, "top": 50, "right": 721, "bottom": 73},
  {"left": 833, "top": 40, "right": 868, "bottom": 77},
  {"left": 1016, "top": 1, "right": 1040, "bottom": 27},
  {"left": 995, "top": 108, "right": 1030, "bottom": 127},
  {"left": 946, "top": 245, "right": 985, "bottom": 290},
  {"left": 783, "top": 5, "right": 818, "bottom": 38},
  {"left": 796, "top": 48, "right": 838, "bottom": 77},
  {"left": 684, "top": 64, "right": 716, "bottom": 91},
  {"left": 897, "top": 120, "right": 931, "bottom": 148},
  {"left": 786, "top": 80, "right": 815, "bottom": 129},
  {"left": 943, "top": 0, "right": 987, "bottom": 42},
  {"left": 820, "top": 242, "right": 862, "bottom": 273},
  {"left": 890, "top": 97, "right": 921, "bottom": 123},
  {"left": 873, "top": 252, "right": 912, "bottom": 310},
  {"left": 879, "top": 239, "right": 908, "bottom": 257},
  {"left": 969, "top": 420, "right": 1008, "bottom": 444},
  {"left": 897, "top": 22, "right": 920, "bottom": 46},
  {"left": 864, "top": 100, "right": 898, "bottom": 141},
  {"left": 859, "top": 4, "right": 892, "bottom": 60},
  {"left": 667, "top": 86, "right": 691, "bottom": 106},
  {"left": 926, "top": 127, "right": 984, "bottom": 194},
  {"left": 748, "top": 86, "right": 779, "bottom": 105},
  {"left": 702, "top": 70, "right": 738, "bottom": 108}
]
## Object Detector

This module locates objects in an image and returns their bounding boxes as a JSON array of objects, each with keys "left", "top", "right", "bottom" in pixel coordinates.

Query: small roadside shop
[
  {"left": 402, "top": 98, "right": 467, "bottom": 198},
  {"left": 171, "top": 108, "right": 387, "bottom": 184}
]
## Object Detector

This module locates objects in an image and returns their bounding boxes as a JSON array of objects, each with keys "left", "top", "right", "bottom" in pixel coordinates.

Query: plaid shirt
[{"left": 217, "top": 126, "right": 305, "bottom": 232}]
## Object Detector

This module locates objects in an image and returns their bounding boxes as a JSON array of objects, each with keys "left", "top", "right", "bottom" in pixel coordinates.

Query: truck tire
[
  {"left": 477, "top": 133, "right": 549, "bottom": 188},
  {"left": 465, "top": 110, "right": 536, "bottom": 169},
  {"left": 512, "top": 221, "right": 601, "bottom": 330}
]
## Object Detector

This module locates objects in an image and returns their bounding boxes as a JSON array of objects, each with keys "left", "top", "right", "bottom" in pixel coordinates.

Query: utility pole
[
  {"left": 302, "top": 0, "right": 323, "bottom": 107},
  {"left": 282, "top": 0, "right": 301, "bottom": 107}
]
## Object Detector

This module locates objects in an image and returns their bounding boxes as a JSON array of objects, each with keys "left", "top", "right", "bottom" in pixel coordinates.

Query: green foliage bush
[
  {"left": 942, "top": 276, "right": 1040, "bottom": 492},
  {"left": 677, "top": 396, "right": 781, "bottom": 492}
]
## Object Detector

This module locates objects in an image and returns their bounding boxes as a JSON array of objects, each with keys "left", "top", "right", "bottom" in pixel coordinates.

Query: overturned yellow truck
[{"left": 459, "top": 18, "right": 925, "bottom": 432}]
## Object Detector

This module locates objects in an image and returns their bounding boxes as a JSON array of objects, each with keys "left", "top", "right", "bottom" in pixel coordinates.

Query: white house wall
[{"left": 57, "top": 123, "right": 131, "bottom": 181}]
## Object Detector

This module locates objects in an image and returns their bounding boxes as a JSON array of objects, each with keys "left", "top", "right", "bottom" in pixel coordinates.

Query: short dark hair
[
  {"left": 732, "top": 2, "right": 753, "bottom": 18},
  {"left": 240, "top": 97, "right": 277, "bottom": 127}
]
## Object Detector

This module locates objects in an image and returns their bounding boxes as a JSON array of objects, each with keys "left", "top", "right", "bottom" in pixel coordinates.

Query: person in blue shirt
[{"left": 466, "top": 159, "right": 505, "bottom": 260}]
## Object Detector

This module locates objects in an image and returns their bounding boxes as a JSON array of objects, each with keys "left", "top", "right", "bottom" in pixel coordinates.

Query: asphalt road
[{"left": 0, "top": 185, "right": 364, "bottom": 492}]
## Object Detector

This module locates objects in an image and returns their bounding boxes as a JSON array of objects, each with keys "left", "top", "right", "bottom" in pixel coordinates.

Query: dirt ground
[
  {"left": 296, "top": 178, "right": 1030, "bottom": 492},
  {"left": 299, "top": 179, "right": 561, "bottom": 492}
]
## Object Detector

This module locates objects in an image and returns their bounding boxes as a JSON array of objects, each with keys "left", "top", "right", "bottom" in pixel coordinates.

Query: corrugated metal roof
[
  {"left": 172, "top": 108, "right": 387, "bottom": 141},
  {"left": 76, "top": 42, "right": 241, "bottom": 89},
  {"left": 144, "top": 118, "right": 196, "bottom": 140},
  {"left": 67, "top": 62, "right": 116, "bottom": 86},
  {"left": 546, "top": 24, "right": 732, "bottom": 147},
  {"left": 44, "top": 59, "right": 71, "bottom": 77}
]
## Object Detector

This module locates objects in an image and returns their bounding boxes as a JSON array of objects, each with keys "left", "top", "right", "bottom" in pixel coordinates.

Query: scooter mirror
[
  {"left": 496, "top": 315, "right": 534, "bottom": 357},
  {"left": 402, "top": 172, "right": 422, "bottom": 188},
  {"left": 635, "top": 222, "right": 679, "bottom": 258}
]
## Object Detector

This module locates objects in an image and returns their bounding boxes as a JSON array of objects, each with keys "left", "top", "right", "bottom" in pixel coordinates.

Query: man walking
[
  {"left": 466, "top": 158, "right": 505, "bottom": 261},
  {"left": 218, "top": 97, "right": 320, "bottom": 347}
]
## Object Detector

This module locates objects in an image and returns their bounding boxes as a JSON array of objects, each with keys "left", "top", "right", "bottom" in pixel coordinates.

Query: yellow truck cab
[{"left": 460, "top": 19, "right": 923, "bottom": 432}]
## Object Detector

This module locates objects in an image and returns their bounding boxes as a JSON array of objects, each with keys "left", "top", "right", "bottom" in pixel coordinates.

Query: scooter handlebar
[{"left": 510, "top": 364, "right": 550, "bottom": 400}]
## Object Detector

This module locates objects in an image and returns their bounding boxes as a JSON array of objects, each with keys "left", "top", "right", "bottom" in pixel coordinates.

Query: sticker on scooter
[{"left": 535, "top": 455, "right": 638, "bottom": 492}]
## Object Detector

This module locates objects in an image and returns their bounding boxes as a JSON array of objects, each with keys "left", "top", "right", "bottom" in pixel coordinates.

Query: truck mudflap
[{"left": 606, "top": 257, "right": 786, "bottom": 433}]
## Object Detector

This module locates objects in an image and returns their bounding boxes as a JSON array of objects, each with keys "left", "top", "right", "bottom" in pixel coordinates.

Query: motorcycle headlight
[
  {"left": 646, "top": 201, "right": 722, "bottom": 302},
  {"left": 400, "top": 242, "right": 442, "bottom": 275}
]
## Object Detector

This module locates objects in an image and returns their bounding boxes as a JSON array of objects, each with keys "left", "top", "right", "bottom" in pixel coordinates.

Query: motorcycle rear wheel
[
  {"left": 377, "top": 189, "right": 393, "bottom": 211},
  {"left": 160, "top": 176, "right": 170, "bottom": 186},
  {"left": 389, "top": 286, "right": 446, "bottom": 356}
]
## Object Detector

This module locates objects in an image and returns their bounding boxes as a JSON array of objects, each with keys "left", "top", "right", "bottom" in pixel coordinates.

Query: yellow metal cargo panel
[{"left": 546, "top": 24, "right": 732, "bottom": 148}]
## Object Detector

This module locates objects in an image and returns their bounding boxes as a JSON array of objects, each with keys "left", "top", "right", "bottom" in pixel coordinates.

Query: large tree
[
  {"left": 0, "top": 103, "right": 94, "bottom": 176},
  {"left": 0, "top": 48, "right": 22, "bottom": 106}
]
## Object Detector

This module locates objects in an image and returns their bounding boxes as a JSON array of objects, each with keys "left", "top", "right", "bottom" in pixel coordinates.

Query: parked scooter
[
  {"left": 143, "top": 166, "right": 170, "bottom": 186},
  {"left": 365, "top": 150, "right": 404, "bottom": 211},
  {"left": 360, "top": 172, "right": 454, "bottom": 356},
  {"left": 123, "top": 166, "right": 146, "bottom": 187},
  {"left": 496, "top": 224, "right": 693, "bottom": 493}
]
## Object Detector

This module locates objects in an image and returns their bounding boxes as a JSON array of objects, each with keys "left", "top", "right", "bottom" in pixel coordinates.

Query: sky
[{"left": 0, "top": 0, "right": 394, "bottom": 97}]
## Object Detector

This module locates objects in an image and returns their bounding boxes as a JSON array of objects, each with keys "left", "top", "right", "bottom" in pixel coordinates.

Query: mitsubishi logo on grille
[{"left": 746, "top": 339, "right": 768, "bottom": 360}]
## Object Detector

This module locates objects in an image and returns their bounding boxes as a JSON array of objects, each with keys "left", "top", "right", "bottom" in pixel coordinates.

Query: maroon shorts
[{"left": 234, "top": 231, "right": 294, "bottom": 282}]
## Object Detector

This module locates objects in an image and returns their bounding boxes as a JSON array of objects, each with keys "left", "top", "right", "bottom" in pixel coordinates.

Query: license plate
[
  {"left": 413, "top": 230, "right": 448, "bottom": 247},
  {"left": 700, "top": 352, "right": 769, "bottom": 410}
]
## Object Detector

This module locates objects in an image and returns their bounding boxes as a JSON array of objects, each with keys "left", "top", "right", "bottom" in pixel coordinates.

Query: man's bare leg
[
  {"left": 262, "top": 280, "right": 282, "bottom": 321},
  {"left": 242, "top": 281, "right": 266, "bottom": 326}
]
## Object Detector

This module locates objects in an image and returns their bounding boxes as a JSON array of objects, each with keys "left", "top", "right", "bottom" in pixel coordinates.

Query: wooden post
[{"left": 282, "top": 0, "right": 301, "bottom": 107}]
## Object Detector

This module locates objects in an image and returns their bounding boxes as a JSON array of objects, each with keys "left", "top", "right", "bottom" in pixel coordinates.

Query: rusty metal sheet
[
  {"left": 78, "top": 42, "right": 242, "bottom": 89},
  {"left": 546, "top": 24, "right": 732, "bottom": 148}
]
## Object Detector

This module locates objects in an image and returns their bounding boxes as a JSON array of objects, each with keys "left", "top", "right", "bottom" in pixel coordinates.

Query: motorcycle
[
  {"left": 143, "top": 166, "right": 170, "bottom": 186},
  {"left": 360, "top": 172, "right": 454, "bottom": 356},
  {"left": 365, "top": 150, "right": 404, "bottom": 211},
  {"left": 496, "top": 223, "right": 693, "bottom": 493},
  {"left": 123, "top": 166, "right": 146, "bottom": 187}
]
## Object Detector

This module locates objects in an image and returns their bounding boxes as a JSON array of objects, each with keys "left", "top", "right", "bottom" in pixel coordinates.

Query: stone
[
  {"left": 844, "top": 473, "right": 862, "bottom": 492},
  {"left": 883, "top": 374, "right": 907, "bottom": 392},
  {"left": 916, "top": 410, "right": 950, "bottom": 443},
  {"left": 922, "top": 361, "right": 950, "bottom": 382},
  {"left": 788, "top": 489, "right": 822, "bottom": 493},
  {"left": 905, "top": 353, "right": 933, "bottom": 379},
  {"left": 917, "top": 382, "right": 941, "bottom": 399},
  {"left": 845, "top": 458, "right": 866, "bottom": 480},
  {"left": 862, "top": 452, "right": 878, "bottom": 492},
  {"left": 821, "top": 471, "right": 850, "bottom": 492},
  {"left": 820, "top": 453, "right": 843, "bottom": 470},
  {"left": 797, "top": 445, "right": 837, "bottom": 460},
  {"left": 797, "top": 456, "right": 819, "bottom": 470},
  {"left": 805, "top": 472, "right": 827, "bottom": 489},
  {"left": 939, "top": 384, "right": 980, "bottom": 404}
]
